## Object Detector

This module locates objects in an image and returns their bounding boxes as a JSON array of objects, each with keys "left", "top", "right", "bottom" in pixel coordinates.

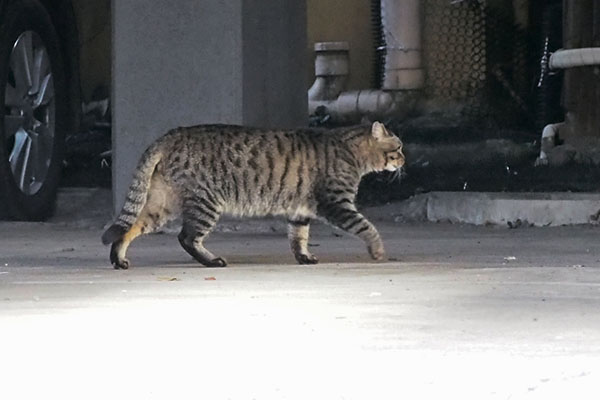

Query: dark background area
[{"left": 60, "top": 0, "right": 600, "bottom": 208}]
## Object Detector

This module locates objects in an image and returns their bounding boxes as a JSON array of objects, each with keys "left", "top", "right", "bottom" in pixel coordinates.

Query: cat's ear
[{"left": 371, "top": 121, "right": 388, "bottom": 141}]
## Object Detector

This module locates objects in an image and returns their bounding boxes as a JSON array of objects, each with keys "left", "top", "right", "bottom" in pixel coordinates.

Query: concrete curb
[
  {"left": 53, "top": 188, "right": 600, "bottom": 229},
  {"left": 370, "top": 192, "right": 600, "bottom": 227}
]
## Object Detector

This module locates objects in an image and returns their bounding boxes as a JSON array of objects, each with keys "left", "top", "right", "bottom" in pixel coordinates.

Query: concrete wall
[
  {"left": 306, "top": 0, "right": 374, "bottom": 90},
  {"left": 242, "top": 0, "right": 307, "bottom": 127},
  {"left": 112, "top": 0, "right": 307, "bottom": 213}
]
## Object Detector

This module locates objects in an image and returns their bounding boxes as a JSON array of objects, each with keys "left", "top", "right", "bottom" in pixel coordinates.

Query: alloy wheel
[{"left": 4, "top": 30, "right": 55, "bottom": 195}]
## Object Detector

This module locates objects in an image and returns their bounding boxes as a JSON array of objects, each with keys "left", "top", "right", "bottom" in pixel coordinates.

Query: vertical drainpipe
[
  {"left": 308, "top": 42, "right": 350, "bottom": 101},
  {"left": 381, "top": 0, "right": 424, "bottom": 90}
]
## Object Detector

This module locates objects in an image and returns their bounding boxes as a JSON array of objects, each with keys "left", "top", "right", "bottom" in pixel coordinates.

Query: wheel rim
[{"left": 3, "top": 31, "right": 55, "bottom": 195}]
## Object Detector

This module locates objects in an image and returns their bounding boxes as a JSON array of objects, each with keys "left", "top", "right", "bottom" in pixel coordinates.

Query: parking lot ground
[{"left": 1, "top": 219, "right": 600, "bottom": 399}]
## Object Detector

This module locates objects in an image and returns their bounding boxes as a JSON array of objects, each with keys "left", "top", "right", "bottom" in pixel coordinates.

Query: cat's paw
[
  {"left": 207, "top": 257, "right": 228, "bottom": 268},
  {"left": 113, "top": 258, "right": 130, "bottom": 270},
  {"left": 296, "top": 253, "right": 319, "bottom": 265},
  {"left": 368, "top": 243, "right": 386, "bottom": 261}
]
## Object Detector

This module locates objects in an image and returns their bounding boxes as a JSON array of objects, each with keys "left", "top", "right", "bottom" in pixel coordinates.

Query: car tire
[{"left": 0, "top": 0, "right": 68, "bottom": 220}]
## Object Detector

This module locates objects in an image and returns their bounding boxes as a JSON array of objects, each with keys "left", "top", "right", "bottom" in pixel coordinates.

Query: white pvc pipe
[
  {"left": 541, "top": 122, "right": 561, "bottom": 140},
  {"left": 380, "top": 0, "right": 424, "bottom": 90},
  {"left": 307, "top": 1, "right": 425, "bottom": 121},
  {"left": 308, "top": 42, "right": 350, "bottom": 101},
  {"left": 535, "top": 122, "right": 564, "bottom": 166},
  {"left": 549, "top": 48, "right": 600, "bottom": 69},
  {"left": 309, "top": 90, "right": 415, "bottom": 123},
  {"left": 535, "top": 47, "right": 600, "bottom": 166}
]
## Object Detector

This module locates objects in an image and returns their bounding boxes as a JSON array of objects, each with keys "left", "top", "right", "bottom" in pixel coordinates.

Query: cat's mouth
[{"left": 385, "top": 162, "right": 404, "bottom": 172}]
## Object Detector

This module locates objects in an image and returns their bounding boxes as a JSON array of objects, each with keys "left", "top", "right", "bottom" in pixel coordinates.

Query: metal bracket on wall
[{"left": 537, "top": 37, "right": 558, "bottom": 88}]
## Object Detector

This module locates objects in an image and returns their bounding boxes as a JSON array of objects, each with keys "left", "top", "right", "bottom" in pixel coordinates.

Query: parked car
[{"left": 0, "top": 0, "right": 80, "bottom": 220}]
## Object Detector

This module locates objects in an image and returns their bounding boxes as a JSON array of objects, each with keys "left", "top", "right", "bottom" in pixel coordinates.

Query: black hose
[{"left": 371, "top": 0, "right": 385, "bottom": 89}]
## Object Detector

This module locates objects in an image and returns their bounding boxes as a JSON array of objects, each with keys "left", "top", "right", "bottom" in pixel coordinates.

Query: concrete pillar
[
  {"left": 242, "top": 0, "right": 307, "bottom": 127},
  {"left": 112, "top": 0, "right": 307, "bottom": 213},
  {"left": 561, "top": 0, "right": 600, "bottom": 142}
]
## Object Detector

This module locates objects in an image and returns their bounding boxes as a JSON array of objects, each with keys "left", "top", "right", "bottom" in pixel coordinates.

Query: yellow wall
[{"left": 307, "top": 0, "right": 375, "bottom": 90}]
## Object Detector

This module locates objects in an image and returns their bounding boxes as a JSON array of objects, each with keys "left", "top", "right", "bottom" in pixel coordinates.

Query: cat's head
[{"left": 363, "top": 121, "right": 405, "bottom": 172}]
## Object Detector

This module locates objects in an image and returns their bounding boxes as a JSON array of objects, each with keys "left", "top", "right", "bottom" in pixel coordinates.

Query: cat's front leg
[
  {"left": 317, "top": 201, "right": 386, "bottom": 261},
  {"left": 287, "top": 217, "right": 319, "bottom": 264}
]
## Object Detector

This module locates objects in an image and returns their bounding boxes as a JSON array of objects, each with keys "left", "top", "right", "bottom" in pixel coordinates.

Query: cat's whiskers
[
  {"left": 386, "top": 171, "right": 395, "bottom": 184},
  {"left": 386, "top": 167, "right": 403, "bottom": 184}
]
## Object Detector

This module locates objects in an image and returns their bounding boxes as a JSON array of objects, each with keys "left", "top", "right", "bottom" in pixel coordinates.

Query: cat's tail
[{"left": 101, "top": 143, "right": 163, "bottom": 245}]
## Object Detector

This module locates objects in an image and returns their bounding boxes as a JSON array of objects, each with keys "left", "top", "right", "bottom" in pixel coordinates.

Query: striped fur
[{"left": 102, "top": 121, "right": 404, "bottom": 269}]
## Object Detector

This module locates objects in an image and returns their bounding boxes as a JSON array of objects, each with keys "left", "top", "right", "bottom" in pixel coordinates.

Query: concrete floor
[{"left": 1, "top": 217, "right": 600, "bottom": 399}]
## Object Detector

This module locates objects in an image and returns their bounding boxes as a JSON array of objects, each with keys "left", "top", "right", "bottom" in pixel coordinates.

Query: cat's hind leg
[
  {"left": 110, "top": 178, "right": 178, "bottom": 269},
  {"left": 110, "top": 206, "right": 173, "bottom": 269},
  {"left": 110, "top": 223, "right": 141, "bottom": 269},
  {"left": 178, "top": 197, "right": 226, "bottom": 267},
  {"left": 287, "top": 217, "right": 318, "bottom": 264}
]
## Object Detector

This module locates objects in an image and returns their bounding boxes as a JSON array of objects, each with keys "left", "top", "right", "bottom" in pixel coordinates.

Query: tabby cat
[{"left": 102, "top": 121, "right": 404, "bottom": 269}]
